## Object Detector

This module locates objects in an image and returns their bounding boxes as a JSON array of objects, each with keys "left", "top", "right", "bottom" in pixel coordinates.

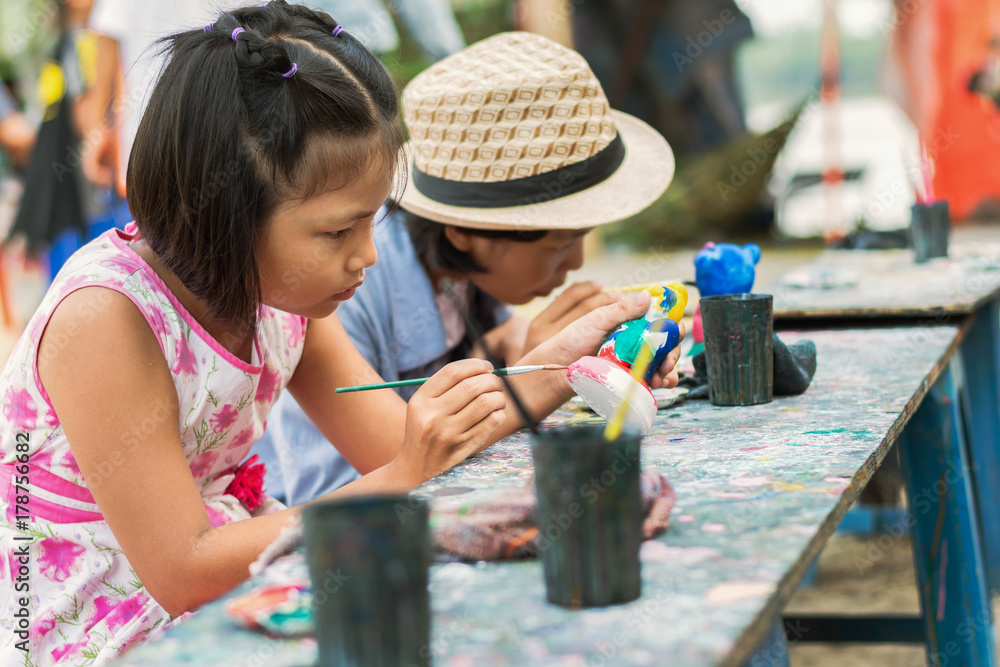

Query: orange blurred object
[{"left": 888, "top": 0, "right": 1000, "bottom": 220}]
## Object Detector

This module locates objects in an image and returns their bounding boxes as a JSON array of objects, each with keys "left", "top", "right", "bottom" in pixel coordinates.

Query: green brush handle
[
  {"left": 335, "top": 377, "right": 431, "bottom": 393},
  {"left": 334, "top": 367, "right": 526, "bottom": 394}
]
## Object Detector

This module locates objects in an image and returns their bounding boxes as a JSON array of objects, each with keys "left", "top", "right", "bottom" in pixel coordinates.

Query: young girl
[
  {"left": 255, "top": 31, "right": 682, "bottom": 505},
  {"left": 0, "top": 4, "right": 676, "bottom": 664}
]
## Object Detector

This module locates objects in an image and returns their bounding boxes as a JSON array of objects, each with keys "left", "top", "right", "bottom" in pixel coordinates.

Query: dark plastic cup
[
  {"left": 910, "top": 200, "right": 950, "bottom": 263},
  {"left": 700, "top": 294, "right": 774, "bottom": 406},
  {"left": 530, "top": 425, "right": 642, "bottom": 609},
  {"left": 302, "top": 495, "right": 430, "bottom": 666}
]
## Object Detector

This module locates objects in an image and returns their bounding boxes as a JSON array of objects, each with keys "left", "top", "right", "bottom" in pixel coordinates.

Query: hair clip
[
  {"left": 332, "top": 26, "right": 344, "bottom": 37},
  {"left": 232, "top": 27, "right": 245, "bottom": 41},
  {"left": 281, "top": 62, "right": 297, "bottom": 78}
]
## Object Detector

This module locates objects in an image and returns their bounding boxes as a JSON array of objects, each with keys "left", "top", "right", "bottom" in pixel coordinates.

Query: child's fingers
[
  {"left": 451, "top": 388, "right": 507, "bottom": 434},
  {"left": 588, "top": 291, "right": 652, "bottom": 335},
  {"left": 419, "top": 359, "right": 495, "bottom": 398},
  {"left": 539, "top": 281, "right": 603, "bottom": 322},
  {"left": 438, "top": 372, "right": 506, "bottom": 415},
  {"left": 650, "top": 344, "right": 683, "bottom": 389},
  {"left": 557, "top": 292, "right": 621, "bottom": 327},
  {"left": 456, "top": 402, "right": 507, "bottom": 458},
  {"left": 651, "top": 369, "right": 680, "bottom": 389}
]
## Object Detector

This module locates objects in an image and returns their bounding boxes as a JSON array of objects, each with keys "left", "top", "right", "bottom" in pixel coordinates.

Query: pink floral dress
[{"left": 0, "top": 223, "right": 306, "bottom": 665}]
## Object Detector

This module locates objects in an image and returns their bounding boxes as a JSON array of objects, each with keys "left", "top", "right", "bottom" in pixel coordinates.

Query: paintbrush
[{"left": 335, "top": 365, "right": 567, "bottom": 393}]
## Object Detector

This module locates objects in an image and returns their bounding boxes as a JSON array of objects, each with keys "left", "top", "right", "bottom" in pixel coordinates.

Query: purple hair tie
[
  {"left": 203, "top": 23, "right": 214, "bottom": 32},
  {"left": 281, "top": 62, "right": 297, "bottom": 78},
  {"left": 332, "top": 26, "right": 344, "bottom": 37},
  {"left": 231, "top": 27, "right": 245, "bottom": 41}
]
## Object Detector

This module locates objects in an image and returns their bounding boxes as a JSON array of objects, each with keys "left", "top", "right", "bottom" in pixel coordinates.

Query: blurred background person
[
  {"left": 81, "top": 0, "right": 465, "bottom": 199},
  {"left": 0, "top": 85, "right": 35, "bottom": 172}
]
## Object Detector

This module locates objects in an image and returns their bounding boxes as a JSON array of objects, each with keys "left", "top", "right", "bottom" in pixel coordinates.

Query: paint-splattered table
[
  {"left": 762, "top": 241, "right": 1000, "bottom": 320},
  {"left": 117, "top": 326, "right": 974, "bottom": 667},
  {"left": 762, "top": 241, "right": 1000, "bottom": 664}
]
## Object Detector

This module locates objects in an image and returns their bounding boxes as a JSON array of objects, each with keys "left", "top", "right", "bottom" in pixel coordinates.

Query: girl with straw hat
[{"left": 253, "top": 31, "right": 680, "bottom": 504}]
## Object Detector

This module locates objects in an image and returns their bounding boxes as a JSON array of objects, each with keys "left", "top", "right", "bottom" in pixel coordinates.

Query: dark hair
[
  {"left": 401, "top": 208, "right": 549, "bottom": 274},
  {"left": 127, "top": 1, "right": 405, "bottom": 326}
]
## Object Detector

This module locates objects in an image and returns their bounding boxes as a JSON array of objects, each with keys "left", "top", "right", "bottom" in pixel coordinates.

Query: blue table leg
[
  {"left": 898, "top": 357, "right": 996, "bottom": 666},
  {"left": 743, "top": 620, "right": 790, "bottom": 667},
  {"left": 959, "top": 297, "right": 1000, "bottom": 595}
]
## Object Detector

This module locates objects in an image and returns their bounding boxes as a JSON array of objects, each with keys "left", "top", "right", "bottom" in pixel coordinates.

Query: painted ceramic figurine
[
  {"left": 691, "top": 242, "right": 761, "bottom": 351},
  {"left": 567, "top": 282, "right": 688, "bottom": 433}
]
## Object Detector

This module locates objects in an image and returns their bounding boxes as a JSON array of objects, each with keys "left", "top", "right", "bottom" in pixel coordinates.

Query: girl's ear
[{"left": 443, "top": 225, "right": 475, "bottom": 252}]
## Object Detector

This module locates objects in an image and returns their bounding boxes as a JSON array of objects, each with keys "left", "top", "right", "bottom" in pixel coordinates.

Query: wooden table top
[
  {"left": 116, "top": 326, "right": 961, "bottom": 667},
  {"left": 763, "top": 242, "right": 1000, "bottom": 319}
]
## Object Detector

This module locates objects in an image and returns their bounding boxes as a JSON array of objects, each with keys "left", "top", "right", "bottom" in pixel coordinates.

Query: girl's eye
[{"left": 326, "top": 228, "right": 352, "bottom": 240}]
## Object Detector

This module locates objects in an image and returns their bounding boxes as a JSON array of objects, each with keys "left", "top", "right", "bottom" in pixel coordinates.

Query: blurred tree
[{"left": 0, "top": 0, "right": 60, "bottom": 101}]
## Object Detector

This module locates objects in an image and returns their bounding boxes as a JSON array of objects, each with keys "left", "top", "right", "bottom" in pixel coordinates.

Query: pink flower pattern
[
  {"left": 55, "top": 273, "right": 94, "bottom": 298},
  {"left": 3, "top": 387, "right": 37, "bottom": 431},
  {"left": 105, "top": 592, "right": 149, "bottom": 633},
  {"left": 173, "top": 336, "right": 199, "bottom": 377},
  {"left": 30, "top": 611, "right": 56, "bottom": 644},
  {"left": 226, "top": 425, "right": 258, "bottom": 451},
  {"left": 190, "top": 450, "right": 220, "bottom": 480},
  {"left": 205, "top": 505, "right": 230, "bottom": 528},
  {"left": 60, "top": 449, "right": 82, "bottom": 477},
  {"left": 282, "top": 313, "right": 306, "bottom": 348},
  {"left": 210, "top": 403, "right": 240, "bottom": 432},
  {"left": 0, "top": 225, "right": 304, "bottom": 664},
  {"left": 51, "top": 639, "right": 89, "bottom": 662},
  {"left": 37, "top": 538, "right": 86, "bottom": 583},
  {"left": 86, "top": 596, "right": 117, "bottom": 632},
  {"left": 255, "top": 362, "right": 282, "bottom": 405}
]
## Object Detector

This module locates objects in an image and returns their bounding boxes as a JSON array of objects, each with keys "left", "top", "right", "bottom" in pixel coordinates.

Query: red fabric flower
[{"left": 226, "top": 454, "right": 266, "bottom": 512}]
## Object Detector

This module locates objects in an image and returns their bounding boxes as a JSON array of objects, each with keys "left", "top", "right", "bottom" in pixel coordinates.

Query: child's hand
[
  {"left": 649, "top": 319, "right": 685, "bottom": 389},
  {"left": 531, "top": 291, "right": 685, "bottom": 387},
  {"left": 523, "top": 282, "right": 621, "bottom": 355},
  {"left": 391, "top": 359, "right": 507, "bottom": 484}
]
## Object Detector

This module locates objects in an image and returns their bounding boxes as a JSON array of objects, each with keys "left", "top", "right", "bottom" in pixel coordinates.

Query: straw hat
[{"left": 398, "top": 32, "right": 675, "bottom": 230}]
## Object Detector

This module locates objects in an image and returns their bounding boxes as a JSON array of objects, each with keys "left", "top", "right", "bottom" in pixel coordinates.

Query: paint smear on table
[
  {"left": 705, "top": 582, "right": 776, "bottom": 604},
  {"left": 641, "top": 541, "right": 721, "bottom": 564},
  {"left": 730, "top": 476, "right": 769, "bottom": 487}
]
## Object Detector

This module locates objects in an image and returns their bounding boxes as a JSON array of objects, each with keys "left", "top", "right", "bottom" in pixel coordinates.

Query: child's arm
[
  {"left": 286, "top": 314, "right": 509, "bottom": 479},
  {"left": 79, "top": 34, "right": 119, "bottom": 188},
  {"left": 286, "top": 313, "right": 407, "bottom": 474},
  {"left": 38, "top": 289, "right": 504, "bottom": 616}
]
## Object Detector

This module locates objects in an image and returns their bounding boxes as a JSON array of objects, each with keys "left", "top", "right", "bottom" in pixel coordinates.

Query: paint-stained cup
[
  {"left": 302, "top": 495, "right": 430, "bottom": 666},
  {"left": 910, "top": 200, "right": 950, "bottom": 263},
  {"left": 700, "top": 294, "right": 774, "bottom": 406},
  {"left": 530, "top": 425, "right": 642, "bottom": 608}
]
